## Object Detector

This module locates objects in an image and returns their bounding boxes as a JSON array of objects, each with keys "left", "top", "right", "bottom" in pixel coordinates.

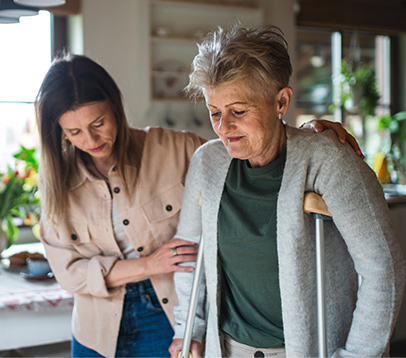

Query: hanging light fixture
[
  {"left": 0, "top": 15, "right": 19, "bottom": 23},
  {"left": 0, "top": 0, "right": 38, "bottom": 17},
  {"left": 13, "top": 0, "right": 66, "bottom": 7}
]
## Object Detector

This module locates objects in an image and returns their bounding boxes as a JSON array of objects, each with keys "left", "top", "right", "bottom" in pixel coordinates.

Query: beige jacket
[{"left": 40, "top": 127, "right": 204, "bottom": 357}]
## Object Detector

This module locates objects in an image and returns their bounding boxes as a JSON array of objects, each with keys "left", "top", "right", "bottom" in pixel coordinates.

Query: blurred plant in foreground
[{"left": 0, "top": 146, "right": 40, "bottom": 249}]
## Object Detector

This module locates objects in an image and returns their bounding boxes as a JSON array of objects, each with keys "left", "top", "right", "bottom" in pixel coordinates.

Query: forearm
[
  {"left": 105, "top": 238, "right": 199, "bottom": 288},
  {"left": 105, "top": 257, "right": 149, "bottom": 288}
]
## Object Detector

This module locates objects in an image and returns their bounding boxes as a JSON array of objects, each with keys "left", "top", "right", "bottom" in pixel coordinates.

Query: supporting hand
[
  {"left": 105, "top": 238, "right": 198, "bottom": 288},
  {"left": 301, "top": 119, "right": 364, "bottom": 159},
  {"left": 145, "top": 238, "right": 198, "bottom": 276},
  {"left": 169, "top": 339, "right": 201, "bottom": 358}
]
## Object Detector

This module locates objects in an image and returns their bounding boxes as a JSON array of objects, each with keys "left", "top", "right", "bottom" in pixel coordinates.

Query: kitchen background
[{"left": 1, "top": 0, "right": 406, "bottom": 356}]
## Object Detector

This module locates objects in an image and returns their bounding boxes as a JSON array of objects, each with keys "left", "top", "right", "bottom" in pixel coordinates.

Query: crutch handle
[
  {"left": 177, "top": 352, "right": 192, "bottom": 358},
  {"left": 304, "top": 192, "right": 331, "bottom": 358},
  {"left": 303, "top": 192, "right": 331, "bottom": 217}
]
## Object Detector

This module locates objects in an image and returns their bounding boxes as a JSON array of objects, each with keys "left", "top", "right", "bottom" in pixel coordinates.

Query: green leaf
[
  {"left": 378, "top": 115, "right": 391, "bottom": 130},
  {"left": 4, "top": 214, "right": 19, "bottom": 242},
  {"left": 389, "top": 120, "right": 400, "bottom": 133},
  {"left": 393, "top": 111, "right": 406, "bottom": 122}
]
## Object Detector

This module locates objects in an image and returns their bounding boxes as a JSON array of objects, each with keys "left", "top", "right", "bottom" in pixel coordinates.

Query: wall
[
  {"left": 259, "top": 0, "right": 297, "bottom": 125},
  {"left": 74, "top": 0, "right": 298, "bottom": 132},
  {"left": 79, "top": 0, "right": 150, "bottom": 128}
]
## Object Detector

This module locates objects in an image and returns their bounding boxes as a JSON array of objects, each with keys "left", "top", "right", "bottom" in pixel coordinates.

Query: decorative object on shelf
[
  {"left": 378, "top": 111, "right": 406, "bottom": 184},
  {"left": 152, "top": 59, "right": 189, "bottom": 99},
  {"left": 163, "top": 104, "right": 176, "bottom": 128},
  {"left": 188, "top": 105, "right": 203, "bottom": 131},
  {"left": 155, "top": 26, "right": 171, "bottom": 37},
  {"left": 0, "top": 146, "right": 40, "bottom": 253}
]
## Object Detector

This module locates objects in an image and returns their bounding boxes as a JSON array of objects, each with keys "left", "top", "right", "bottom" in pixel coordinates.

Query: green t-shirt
[{"left": 218, "top": 151, "right": 286, "bottom": 348}]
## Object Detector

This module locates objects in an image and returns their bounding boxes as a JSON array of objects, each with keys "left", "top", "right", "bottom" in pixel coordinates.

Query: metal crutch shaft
[
  {"left": 180, "top": 235, "right": 205, "bottom": 358},
  {"left": 314, "top": 213, "right": 328, "bottom": 358},
  {"left": 304, "top": 192, "right": 331, "bottom": 358}
]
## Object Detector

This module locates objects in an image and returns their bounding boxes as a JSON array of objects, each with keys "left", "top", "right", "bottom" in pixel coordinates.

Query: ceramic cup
[{"left": 26, "top": 256, "right": 51, "bottom": 276}]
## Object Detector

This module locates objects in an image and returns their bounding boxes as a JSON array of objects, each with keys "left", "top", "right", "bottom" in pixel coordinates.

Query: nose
[
  {"left": 84, "top": 130, "right": 99, "bottom": 146},
  {"left": 217, "top": 114, "right": 235, "bottom": 134}
]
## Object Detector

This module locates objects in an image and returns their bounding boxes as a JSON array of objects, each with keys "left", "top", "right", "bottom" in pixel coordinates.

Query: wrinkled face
[
  {"left": 205, "top": 82, "right": 282, "bottom": 168},
  {"left": 58, "top": 100, "right": 118, "bottom": 165}
]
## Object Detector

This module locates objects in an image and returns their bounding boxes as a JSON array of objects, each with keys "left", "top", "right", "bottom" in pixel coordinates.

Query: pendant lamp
[
  {"left": 0, "top": 0, "right": 38, "bottom": 17},
  {"left": 14, "top": 0, "right": 66, "bottom": 6},
  {"left": 0, "top": 15, "right": 19, "bottom": 23}
]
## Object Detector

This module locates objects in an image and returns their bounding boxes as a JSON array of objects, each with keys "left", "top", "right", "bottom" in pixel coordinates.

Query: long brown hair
[{"left": 36, "top": 54, "right": 137, "bottom": 221}]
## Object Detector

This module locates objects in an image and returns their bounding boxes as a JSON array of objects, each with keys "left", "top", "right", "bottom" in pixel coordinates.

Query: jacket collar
[{"left": 70, "top": 151, "right": 116, "bottom": 190}]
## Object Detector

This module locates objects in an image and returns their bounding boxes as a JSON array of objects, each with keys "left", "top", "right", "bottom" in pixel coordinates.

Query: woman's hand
[
  {"left": 169, "top": 339, "right": 201, "bottom": 358},
  {"left": 301, "top": 119, "right": 364, "bottom": 159},
  {"left": 145, "top": 238, "right": 198, "bottom": 276},
  {"left": 105, "top": 238, "right": 198, "bottom": 288}
]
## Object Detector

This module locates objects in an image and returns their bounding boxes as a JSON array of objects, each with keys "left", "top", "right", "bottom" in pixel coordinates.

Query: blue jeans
[{"left": 71, "top": 280, "right": 174, "bottom": 357}]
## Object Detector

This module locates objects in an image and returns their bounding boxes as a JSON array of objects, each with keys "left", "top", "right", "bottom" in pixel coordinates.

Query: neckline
[{"left": 89, "top": 156, "right": 109, "bottom": 182}]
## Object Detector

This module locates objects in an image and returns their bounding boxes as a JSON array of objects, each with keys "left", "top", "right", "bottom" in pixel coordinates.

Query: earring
[{"left": 278, "top": 113, "right": 282, "bottom": 120}]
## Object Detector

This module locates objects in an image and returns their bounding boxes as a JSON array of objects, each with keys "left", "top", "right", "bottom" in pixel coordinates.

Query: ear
[{"left": 276, "top": 86, "right": 293, "bottom": 117}]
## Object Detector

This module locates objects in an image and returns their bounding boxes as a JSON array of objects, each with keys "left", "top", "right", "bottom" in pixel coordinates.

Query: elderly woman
[{"left": 169, "top": 25, "right": 406, "bottom": 358}]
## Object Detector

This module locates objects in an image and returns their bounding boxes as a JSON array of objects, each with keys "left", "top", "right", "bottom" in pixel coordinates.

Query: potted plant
[
  {"left": 378, "top": 111, "right": 406, "bottom": 184},
  {"left": 339, "top": 59, "right": 381, "bottom": 118},
  {"left": 0, "top": 146, "right": 40, "bottom": 253}
]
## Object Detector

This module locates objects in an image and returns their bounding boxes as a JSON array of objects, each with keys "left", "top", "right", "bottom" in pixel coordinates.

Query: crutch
[
  {"left": 179, "top": 233, "right": 204, "bottom": 358},
  {"left": 303, "top": 192, "right": 332, "bottom": 358}
]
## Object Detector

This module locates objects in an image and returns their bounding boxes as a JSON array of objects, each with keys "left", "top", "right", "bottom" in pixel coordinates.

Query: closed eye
[
  {"left": 210, "top": 112, "right": 221, "bottom": 120},
  {"left": 70, "top": 129, "right": 80, "bottom": 136},
  {"left": 92, "top": 120, "right": 104, "bottom": 129},
  {"left": 233, "top": 110, "right": 246, "bottom": 117}
]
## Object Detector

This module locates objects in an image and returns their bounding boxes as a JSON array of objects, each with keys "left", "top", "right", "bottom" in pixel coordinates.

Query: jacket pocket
[{"left": 141, "top": 182, "right": 184, "bottom": 224}]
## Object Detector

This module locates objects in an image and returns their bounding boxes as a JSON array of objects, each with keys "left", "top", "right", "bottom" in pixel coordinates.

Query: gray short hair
[{"left": 185, "top": 24, "right": 292, "bottom": 105}]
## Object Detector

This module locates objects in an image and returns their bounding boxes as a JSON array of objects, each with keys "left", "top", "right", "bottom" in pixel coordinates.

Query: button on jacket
[{"left": 40, "top": 127, "right": 204, "bottom": 357}]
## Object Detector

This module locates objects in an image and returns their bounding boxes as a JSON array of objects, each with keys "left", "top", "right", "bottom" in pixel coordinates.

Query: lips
[
  {"left": 228, "top": 136, "right": 244, "bottom": 143},
  {"left": 90, "top": 143, "right": 106, "bottom": 153}
]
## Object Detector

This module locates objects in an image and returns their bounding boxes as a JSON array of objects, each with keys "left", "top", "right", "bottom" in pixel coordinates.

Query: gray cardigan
[{"left": 173, "top": 125, "right": 406, "bottom": 357}]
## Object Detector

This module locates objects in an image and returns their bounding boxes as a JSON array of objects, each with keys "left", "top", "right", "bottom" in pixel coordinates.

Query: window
[
  {"left": 0, "top": 11, "right": 51, "bottom": 170},
  {"left": 295, "top": 28, "right": 334, "bottom": 123},
  {"left": 295, "top": 27, "right": 391, "bottom": 166}
]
